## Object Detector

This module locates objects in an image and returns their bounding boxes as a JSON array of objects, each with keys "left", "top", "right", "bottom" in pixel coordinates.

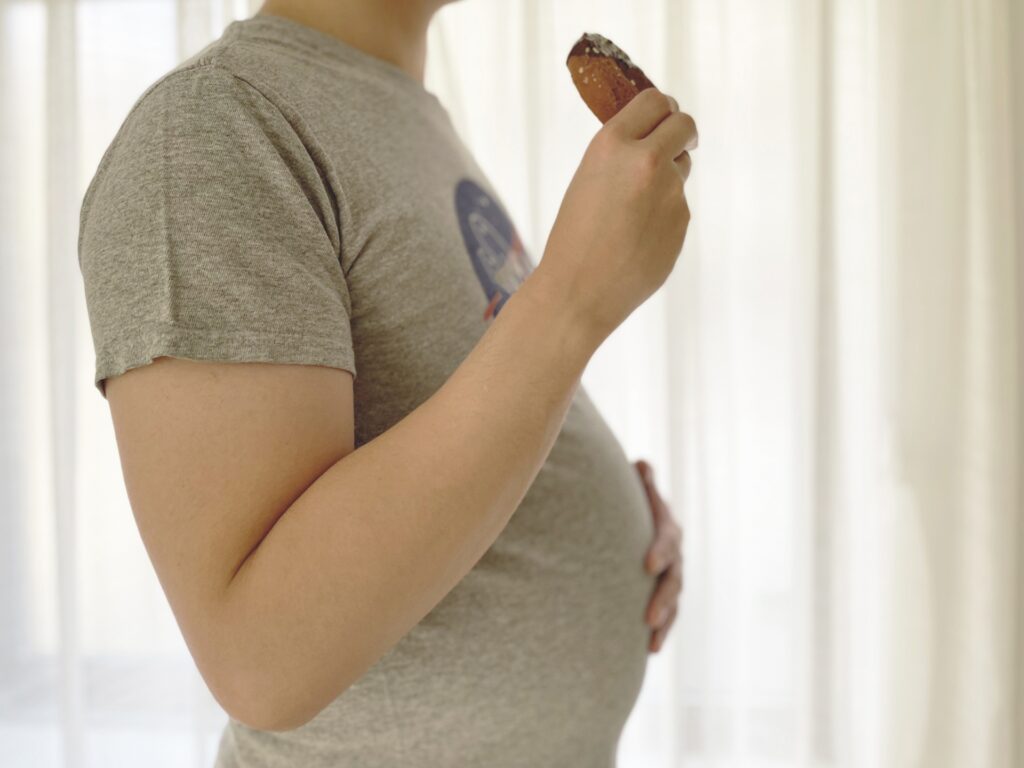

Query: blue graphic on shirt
[{"left": 454, "top": 178, "right": 534, "bottom": 320}]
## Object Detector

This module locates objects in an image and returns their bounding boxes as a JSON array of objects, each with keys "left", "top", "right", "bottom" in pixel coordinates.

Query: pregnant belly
[
  {"left": 364, "top": 390, "right": 660, "bottom": 758},
  {"left": 370, "top": 532, "right": 655, "bottom": 764},
  {"left": 246, "top": 391, "right": 658, "bottom": 766}
]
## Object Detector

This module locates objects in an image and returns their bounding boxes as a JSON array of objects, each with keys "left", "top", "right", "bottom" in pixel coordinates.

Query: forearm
[{"left": 219, "top": 266, "right": 601, "bottom": 731}]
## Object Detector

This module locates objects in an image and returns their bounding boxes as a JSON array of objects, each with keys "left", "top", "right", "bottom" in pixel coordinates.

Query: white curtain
[{"left": 1, "top": 1, "right": 1021, "bottom": 767}]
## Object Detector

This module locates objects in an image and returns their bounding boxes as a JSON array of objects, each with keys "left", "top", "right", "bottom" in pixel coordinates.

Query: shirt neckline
[{"left": 225, "top": 12, "right": 445, "bottom": 109}]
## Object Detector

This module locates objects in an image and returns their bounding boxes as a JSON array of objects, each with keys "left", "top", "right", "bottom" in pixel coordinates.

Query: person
[{"left": 76, "top": 0, "right": 694, "bottom": 764}]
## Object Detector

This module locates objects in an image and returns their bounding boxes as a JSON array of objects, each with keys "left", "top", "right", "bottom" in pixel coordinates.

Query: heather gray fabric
[{"left": 78, "top": 13, "right": 656, "bottom": 767}]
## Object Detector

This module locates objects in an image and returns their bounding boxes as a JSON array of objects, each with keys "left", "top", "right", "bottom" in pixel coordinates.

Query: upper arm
[
  {"left": 78, "top": 64, "right": 359, "bottom": 723},
  {"left": 105, "top": 355, "right": 354, "bottom": 718}
]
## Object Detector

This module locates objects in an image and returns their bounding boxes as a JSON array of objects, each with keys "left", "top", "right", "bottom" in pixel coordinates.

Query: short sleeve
[{"left": 78, "top": 64, "right": 356, "bottom": 399}]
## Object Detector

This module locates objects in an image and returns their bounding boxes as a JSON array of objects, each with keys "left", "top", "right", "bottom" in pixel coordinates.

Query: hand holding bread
[
  {"left": 525, "top": 32, "right": 697, "bottom": 346},
  {"left": 568, "top": 32, "right": 694, "bottom": 181}
]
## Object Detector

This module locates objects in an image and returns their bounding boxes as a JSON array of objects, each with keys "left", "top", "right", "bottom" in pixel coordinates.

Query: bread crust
[{"left": 567, "top": 33, "right": 656, "bottom": 123}]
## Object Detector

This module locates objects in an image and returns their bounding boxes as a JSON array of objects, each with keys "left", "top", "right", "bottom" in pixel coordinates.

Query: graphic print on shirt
[{"left": 454, "top": 178, "right": 535, "bottom": 320}]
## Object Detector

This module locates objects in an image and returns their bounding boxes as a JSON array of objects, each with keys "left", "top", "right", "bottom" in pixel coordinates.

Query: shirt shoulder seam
[{"left": 79, "top": 58, "right": 349, "bottom": 272}]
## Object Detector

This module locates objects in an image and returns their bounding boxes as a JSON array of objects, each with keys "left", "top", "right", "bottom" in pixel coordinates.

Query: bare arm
[
  {"left": 104, "top": 87, "right": 695, "bottom": 732},
  {"left": 224, "top": 274, "right": 594, "bottom": 730}
]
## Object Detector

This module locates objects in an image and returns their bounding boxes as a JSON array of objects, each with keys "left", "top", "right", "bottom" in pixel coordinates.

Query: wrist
[{"left": 510, "top": 265, "right": 607, "bottom": 365}]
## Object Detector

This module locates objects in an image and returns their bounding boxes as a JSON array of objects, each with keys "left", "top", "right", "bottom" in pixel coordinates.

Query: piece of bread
[{"left": 567, "top": 32, "right": 656, "bottom": 124}]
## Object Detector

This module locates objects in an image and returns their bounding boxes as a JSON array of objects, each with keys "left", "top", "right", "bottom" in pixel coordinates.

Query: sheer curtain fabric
[{"left": 0, "top": 0, "right": 1021, "bottom": 767}]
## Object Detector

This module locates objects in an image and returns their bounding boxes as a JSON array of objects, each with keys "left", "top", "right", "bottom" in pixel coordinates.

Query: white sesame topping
[{"left": 582, "top": 33, "right": 637, "bottom": 68}]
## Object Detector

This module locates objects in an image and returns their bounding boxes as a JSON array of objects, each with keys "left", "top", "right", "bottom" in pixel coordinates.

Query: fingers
[
  {"left": 635, "top": 461, "right": 660, "bottom": 514},
  {"left": 645, "top": 511, "right": 681, "bottom": 574},
  {"left": 646, "top": 557, "right": 682, "bottom": 624},
  {"left": 605, "top": 90, "right": 697, "bottom": 183},
  {"left": 634, "top": 459, "right": 653, "bottom": 480},
  {"left": 645, "top": 109, "right": 699, "bottom": 163},
  {"left": 635, "top": 459, "right": 665, "bottom": 514},
  {"left": 606, "top": 87, "right": 677, "bottom": 140},
  {"left": 645, "top": 535, "right": 676, "bottom": 574},
  {"left": 649, "top": 603, "right": 678, "bottom": 653},
  {"left": 641, "top": 481, "right": 683, "bottom": 653},
  {"left": 674, "top": 150, "right": 692, "bottom": 182},
  {"left": 636, "top": 458, "right": 684, "bottom": 578}
]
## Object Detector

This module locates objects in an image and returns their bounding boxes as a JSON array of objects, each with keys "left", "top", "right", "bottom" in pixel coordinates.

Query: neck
[{"left": 256, "top": 0, "right": 436, "bottom": 83}]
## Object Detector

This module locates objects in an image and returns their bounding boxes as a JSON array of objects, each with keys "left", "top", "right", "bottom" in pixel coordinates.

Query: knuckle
[
  {"left": 666, "top": 171, "right": 684, "bottom": 199},
  {"left": 648, "top": 89, "right": 673, "bottom": 113},
  {"left": 590, "top": 127, "right": 618, "bottom": 157},
  {"left": 632, "top": 146, "right": 661, "bottom": 183},
  {"left": 687, "top": 115, "right": 700, "bottom": 145},
  {"left": 678, "top": 111, "right": 697, "bottom": 136},
  {"left": 669, "top": 110, "right": 689, "bottom": 128},
  {"left": 637, "top": 87, "right": 666, "bottom": 108}
]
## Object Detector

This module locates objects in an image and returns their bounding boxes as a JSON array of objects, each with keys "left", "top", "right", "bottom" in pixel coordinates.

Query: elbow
[
  {"left": 206, "top": 661, "right": 343, "bottom": 733},
  {"left": 247, "top": 699, "right": 322, "bottom": 734},
  {"left": 209, "top": 674, "right": 309, "bottom": 733},
  {"left": 196, "top": 593, "right": 363, "bottom": 732},
  {"left": 193, "top": 620, "right": 321, "bottom": 731},
  {"left": 204, "top": 668, "right": 277, "bottom": 732},
  {"left": 236, "top": 705, "right": 313, "bottom": 734}
]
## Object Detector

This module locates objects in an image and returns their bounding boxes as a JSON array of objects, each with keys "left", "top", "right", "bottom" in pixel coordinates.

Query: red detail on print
[{"left": 483, "top": 291, "right": 502, "bottom": 320}]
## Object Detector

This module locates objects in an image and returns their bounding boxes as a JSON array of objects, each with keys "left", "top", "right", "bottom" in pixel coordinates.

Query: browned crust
[{"left": 567, "top": 32, "right": 656, "bottom": 124}]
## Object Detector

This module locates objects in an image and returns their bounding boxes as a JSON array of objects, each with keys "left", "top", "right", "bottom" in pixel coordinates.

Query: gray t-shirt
[{"left": 78, "top": 13, "right": 656, "bottom": 767}]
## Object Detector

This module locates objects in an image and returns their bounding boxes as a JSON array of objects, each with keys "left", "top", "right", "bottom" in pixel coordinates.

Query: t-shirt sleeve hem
[{"left": 94, "top": 322, "right": 357, "bottom": 399}]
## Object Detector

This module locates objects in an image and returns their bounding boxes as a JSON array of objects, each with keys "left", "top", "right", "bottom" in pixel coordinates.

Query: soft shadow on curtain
[{"left": 1, "top": 1, "right": 1021, "bottom": 767}]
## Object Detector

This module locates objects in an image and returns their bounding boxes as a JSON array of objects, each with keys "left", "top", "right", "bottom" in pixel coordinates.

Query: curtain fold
[
  {"left": 45, "top": 1, "right": 83, "bottom": 766},
  {"left": 1014, "top": 0, "right": 1024, "bottom": 757},
  {"left": 1, "top": 1, "right": 1020, "bottom": 766},
  {"left": 876, "top": 0, "right": 1021, "bottom": 763}
]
